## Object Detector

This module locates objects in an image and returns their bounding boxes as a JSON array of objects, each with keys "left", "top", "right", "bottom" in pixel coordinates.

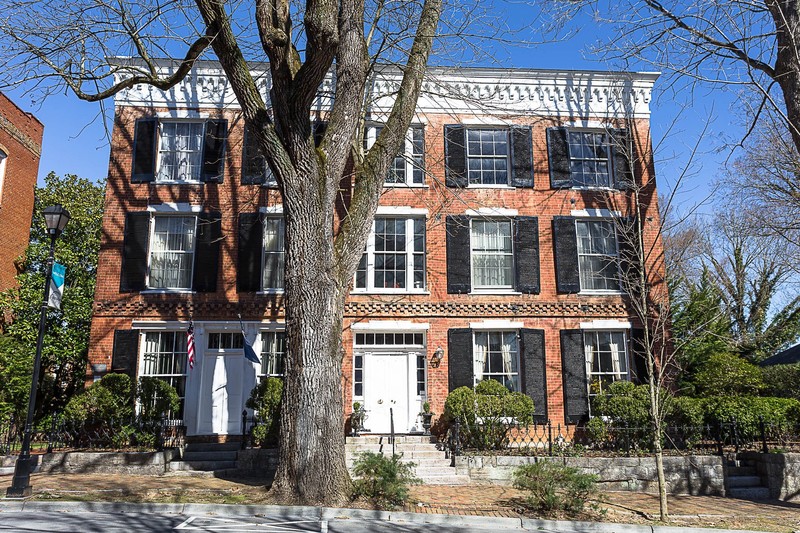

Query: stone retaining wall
[
  {"left": 455, "top": 455, "right": 726, "bottom": 496},
  {"left": 33, "top": 450, "right": 179, "bottom": 475},
  {"left": 739, "top": 452, "right": 800, "bottom": 502}
]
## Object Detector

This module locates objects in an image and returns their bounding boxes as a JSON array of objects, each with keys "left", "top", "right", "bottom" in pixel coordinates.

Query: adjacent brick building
[
  {"left": 0, "top": 92, "right": 44, "bottom": 292},
  {"left": 87, "top": 61, "right": 665, "bottom": 437}
]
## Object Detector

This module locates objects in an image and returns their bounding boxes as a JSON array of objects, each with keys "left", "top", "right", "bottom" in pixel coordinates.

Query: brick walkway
[{"left": 2, "top": 472, "right": 799, "bottom": 532}]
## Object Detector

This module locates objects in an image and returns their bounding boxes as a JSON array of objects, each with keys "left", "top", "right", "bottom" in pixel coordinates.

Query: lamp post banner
[{"left": 48, "top": 262, "right": 66, "bottom": 309}]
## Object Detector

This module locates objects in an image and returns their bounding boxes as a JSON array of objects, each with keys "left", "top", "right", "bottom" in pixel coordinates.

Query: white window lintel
[
  {"left": 147, "top": 203, "right": 203, "bottom": 213},
  {"left": 259, "top": 205, "right": 284, "bottom": 214},
  {"left": 466, "top": 207, "right": 518, "bottom": 217},
  {"left": 470, "top": 320, "right": 524, "bottom": 330},
  {"left": 351, "top": 320, "right": 429, "bottom": 332},
  {"left": 156, "top": 111, "right": 208, "bottom": 120},
  {"left": 571, "top": 208, "right": 621, "bottom": 218},
  {"left": 580, "top": 320, "right": 632, "bottom": 330},
  {"left": 375, "top": 206, "right": 428, "bottom": 216}
]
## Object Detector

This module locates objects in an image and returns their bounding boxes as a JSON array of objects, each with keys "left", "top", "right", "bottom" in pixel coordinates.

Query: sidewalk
[{"left": 1, "top": 472, "right": 798, "bottom": 532}]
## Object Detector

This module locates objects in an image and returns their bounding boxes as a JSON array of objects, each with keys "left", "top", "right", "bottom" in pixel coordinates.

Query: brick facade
[
  {"left": 0, "top": 92, "right": 43, "bottom": 292},
  {"left": 87, "top": 63, "right": 666, "bottom": 436}
]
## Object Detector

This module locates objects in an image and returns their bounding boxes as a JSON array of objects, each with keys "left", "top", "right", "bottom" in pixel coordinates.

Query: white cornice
[{"left": 112, "top": 58, "right": 658, "bottom": 119}]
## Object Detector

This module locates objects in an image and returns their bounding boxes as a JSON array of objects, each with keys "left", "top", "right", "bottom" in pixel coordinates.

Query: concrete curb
[{"left": 0, "top": 500, "right": 769, "bottom": 533}]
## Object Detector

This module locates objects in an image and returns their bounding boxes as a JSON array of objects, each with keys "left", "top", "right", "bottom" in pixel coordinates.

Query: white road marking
[{"left": 173, "top": 516, "right": 322, "bottom": 532}]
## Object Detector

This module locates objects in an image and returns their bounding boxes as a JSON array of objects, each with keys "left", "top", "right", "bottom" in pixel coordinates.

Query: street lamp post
[{"left": 6, "top": 204, "right": 70, "bottom": 498}]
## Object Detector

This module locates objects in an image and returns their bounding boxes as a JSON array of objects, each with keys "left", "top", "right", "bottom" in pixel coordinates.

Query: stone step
[
  {"left": 346, "top": 446, "right": 444, "bottom": 457},
  {"left": 184, "top": 442, "right": 241, "bottom": 452},
  {"left": 169, "top": 460, "right": 237, "bottom": 472},
  {"left": 346, "top": 444, "right": 441, "bottom": 452},
  {"left": 346, "top": 436, "right": 437, "bottom": 445},
  {"left": 729, "top": 487, "right": 771, "bottom": 500},
  {"left": 419, "top": 474, "right": 472, "bottom": 485},
  {"left": 727, "top": 466, "right": 757, "bottom": 477},
  {"left": 727, "top": 475, "right": 763, "bottom": 488},
  {"left": 182, "top": 451, "right": 238, "bottom": 462}
]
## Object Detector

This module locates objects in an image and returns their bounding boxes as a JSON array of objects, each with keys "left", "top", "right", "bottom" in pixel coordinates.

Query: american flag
[{"left": 187, "top": 321, "right": 196, "bottom": 369}]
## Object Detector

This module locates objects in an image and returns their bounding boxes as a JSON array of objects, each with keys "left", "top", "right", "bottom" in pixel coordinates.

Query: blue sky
[{"left": 5, "top": 6, "right": 736, "bottom": 215}]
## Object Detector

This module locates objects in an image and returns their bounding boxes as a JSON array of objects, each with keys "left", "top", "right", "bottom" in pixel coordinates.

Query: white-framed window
[
  {"left": 466, "top": 128, "right": 509, "bottom": 185},
  {"left": 207, "top": 332, "right": 244, "bottom": 352},
  {"left": 147, "top": 215, "right": 197, "bottom": 290},
  {"left": 585, "top": 330, "right": 629, "bottom": 396},
  {"left": 366, "top": 125, "right": 425, "bottom": 186},
  {"left": 140, "top": 331, "right": 188, "bottom": 416},
  {"left": 471, "top": 219, "right": 513, "bottom": 289},
  {"left": 576, "top": 219, "right": 620, "bottom": 292},
  {"left": 473, "top": 330, "right": 520, "bottom": 392},
  {"left": 567, "top": 130, "right": 613, "bottom": 188},
  {"left": 0, "top": 149, "right": 7, "bottom": 204},
  {"left": 259, "top": 331, "right": 287, "bottom": 378},
  {"left": 262, "top": 217, "right": 285, "bottom": 290},
  {"left": 354, "top": 217, "right": 426, "bottom": 292},
  {"left": 156, "top": 121, "right": 205, "bottom": 182}
]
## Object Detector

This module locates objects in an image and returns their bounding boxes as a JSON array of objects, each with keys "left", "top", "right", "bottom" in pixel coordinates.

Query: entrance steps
[
  {"left": 726, "top": 457, "right": 770, "bottom": 500},
  {"left": 346, "top": 435, "right": 470, "bottom": 485},
  {"left": 168, "top": 442, "right": 239, "bottom": 473}
]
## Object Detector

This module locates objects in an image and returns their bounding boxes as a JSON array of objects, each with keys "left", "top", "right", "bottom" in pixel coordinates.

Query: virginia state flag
[{"left": 239, "top": 315, "right": 261, "bottom": 365}]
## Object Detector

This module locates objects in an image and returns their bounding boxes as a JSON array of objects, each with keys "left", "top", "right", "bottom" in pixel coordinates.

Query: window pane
[
  {"left": 466, "top": 129, "right": 509, "bottom": 185},
  {"left": 157, "top": 122, "right": 204, "bottom": 182},
  {"left": 262, "top": 218, "right": 285, "bottom": 289},
  {"left": 471, "top": 220, "right": 513, "bottom": 288},
  {"left": 576, "top": 220, "right": 619, "bottom": 291},
  {"left": 149, "top": 216, "right": 196, "bottom": 289}
]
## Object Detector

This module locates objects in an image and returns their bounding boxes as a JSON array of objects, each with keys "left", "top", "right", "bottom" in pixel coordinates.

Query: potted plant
[
  {"left": 350, "top": 402, "right": 366, "bottom": 437},
  {"left": 419, "top": 401, "right": 434, "bottom": 435}
]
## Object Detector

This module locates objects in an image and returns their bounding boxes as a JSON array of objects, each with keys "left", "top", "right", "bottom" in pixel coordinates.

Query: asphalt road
[{"left": 0, "top": 510, "right": 538, "bottom": 533}]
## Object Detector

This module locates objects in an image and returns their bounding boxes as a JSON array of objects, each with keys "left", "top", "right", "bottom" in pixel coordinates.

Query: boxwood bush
[{"left": 246, "top": 377, "right": 283, "bottom": 447}]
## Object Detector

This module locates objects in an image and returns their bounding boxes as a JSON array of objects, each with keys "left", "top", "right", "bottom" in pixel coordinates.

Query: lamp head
[{"left": 42, "top": 204, "right": 71, "bottom": 237}]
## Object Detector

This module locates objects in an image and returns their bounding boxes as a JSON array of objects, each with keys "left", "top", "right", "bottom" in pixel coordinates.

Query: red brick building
[
  {"left": 87, "top": 61, "right": 664, "bottom": 437},
  {"left": 0, "top": 92, "right": 44, "bottom": 292}
]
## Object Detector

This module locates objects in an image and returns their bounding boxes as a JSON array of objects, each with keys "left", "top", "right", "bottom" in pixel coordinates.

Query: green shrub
[
  {"left": 693, "top": 353, "right": 764, "bottom": 396},
  {"left": 513, "top": 461, "right": 599, "bottom": 516},
  {"left": 762, "top": 363, "right": 800, "bottom": 401},
  {"left": 701, "top": 396, "right": 800, "bottom": 438},
  {"left": 590, "top": 381, "right": 650, "bottom": 427},
  {"left": 444, "top": 382, "right": 535, "bottom": 450},
  {"left": 63, "top": 373, "right": 134, "bottom": 422},
  {"left": 136, "top": 377, "right": 180, "bottom": 421},
  {"left": 351, "top": 451, "right": 420, "bottom": 509},
  {"left": 245, "top": 377, "right": 283, "bottom": 447}
]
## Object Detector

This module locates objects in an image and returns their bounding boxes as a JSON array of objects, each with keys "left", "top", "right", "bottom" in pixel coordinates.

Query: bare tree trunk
[{"left": 653, "top": 417, "right": 669, "bottom": 521}]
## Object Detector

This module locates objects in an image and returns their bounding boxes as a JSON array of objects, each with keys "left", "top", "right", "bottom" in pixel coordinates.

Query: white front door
[
  {"left": 362, "top": 351, "right": 417, "bottom": 433},
  {"left": 200, "top": 354, "right": 244, "bottom": 435}
]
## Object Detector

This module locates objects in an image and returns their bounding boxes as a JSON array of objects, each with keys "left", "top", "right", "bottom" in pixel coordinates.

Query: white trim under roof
[
  {"left": 470, "top": 320, "right": 525, "bottom": 330},
  {"left": 147, "top": 203, "right": 204, "bottom": 213},
  {"left": 351, "top": 320, "right": 430, "bottom": 332},
  {"left": 570, "top": 208, "right": 621, "bottom": 218},
  {"left": 375, "top": 206, "right": 428, "bottom": 216},
  {"left": 466, "top": 207, "right": 519, "bottom": 217},
  {"left": 580, "top": 320, "right": 632, "bottom": 330}
]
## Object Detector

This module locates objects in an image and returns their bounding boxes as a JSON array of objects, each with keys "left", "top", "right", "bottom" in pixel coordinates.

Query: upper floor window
[
  {"left": 474, "top": 330, "right": 520, "bottom": 392},
  {"left": 0, "top": 149, "right": 7, "bottom": 205},
  {"left": 262, "top": 217, "right": 285, "bottom": 291},
  {"left": 242, "top": 126, "right": 277, "bottom": 187},
  {"left": 354, "top": 217, "right": 426, "bottom": 292},
  {"left": 466, "top": 129, "right": 509, "bottom": 185},
  {"left": 365, "top": 125, "right": 425, "bottom": 186},
  {"left": 259, "top": 331, "right": 287, "bottom": 378},
  {"left": 445, "top": 125, "right": 533, "bottom": 189},
  {"left": 148, "top": 215, "right": 197, "bottom": 290},
  {"left": 548, "top": 127, "right": 632, "bottom": 190},
  {"left": 585, "top": 330, "right": 629, "bottom": 396},
  {"left": 471, "top": 219, "right": 513, "bottom": 289},
  {"left": 131, "top": 117, "right": 227, "bottom": 184},
  {"left": 576, "top": 219, "right": 620, "bottom": 292}
]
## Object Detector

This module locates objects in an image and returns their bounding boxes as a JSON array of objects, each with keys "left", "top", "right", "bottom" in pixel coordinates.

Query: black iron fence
[
  {"left": 0, "top": 414, "right": 185, "bottom": 455},
  {"left": 447, "top": 417, "right": 800, "bottom": 458}
]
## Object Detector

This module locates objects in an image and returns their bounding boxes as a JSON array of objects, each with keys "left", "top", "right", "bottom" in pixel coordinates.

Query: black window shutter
[
  {"left": 446, "top": 215, "right": 471, "bottom": 294},
  {"left": 192, "top": 211, "right": 222, "bottom": 292},
  {"left": 547, "top": 127, "right": 572, "bottom": 189},
  {"left": 553, "top": 216, "right": 580, "bottom": 293},
  {"left": 610, "top": 128, "right": 634, "bottom": 190},
  {"left": 242, "top": 126, "right": 267, "bottom": 185},
  {"left": 238, "top": 213, "right": 264, "bottom": 292},
  {"left": 444, "top": 125, "right": 468, "bottom": 188},
  {"left": 448, "top": 328, "right": 474, "bottom": 392},
  {"left": 514, "top": 216, "right": 540, "bottom": 294},
  {"left": 510, "top": 126, "right": 534, "bottom": 188},
  {"left": 630, "top": 328, "right": 649, "bottom": 385},
  {"left": 120, "top": 212, "right": 150, "bottom": 292},
  {"left": 112, "top": 329, "right": 140, "bottom": 380},
  {"left": 202, "top": 119, "right": 227, "bottom": 183},
  {"left": 520, "top": 329, "right": 547, "bottom": 423},
  {"left": 131, "top": 118, "right": 158, "bottom": 183},
  {"left": 561, "top": 329, "right": 589, "bottom": 424}
]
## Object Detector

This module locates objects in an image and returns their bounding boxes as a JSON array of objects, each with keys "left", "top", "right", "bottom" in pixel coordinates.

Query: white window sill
[
  {"left": 579, "top": 290, "right": 625, "bottom": 296},
  {"left": 350, "top": 290, "right": 430, "bottom": 295},
  {"left": 469, "top": 289, "right": 521, "bottom": 295},
  {"left": 152, "top": 180, "right": 203, "bottom": 185},
  {"left": 383, "top": 183, "right": 428, "bottom": 189},
  {"left": 141, "top": 289, "right": 195, "bottom": 294},
  {"left": 571, "top": 186, "right": 617, "bottom": 192},
  {"left": 466, "top": 184, "right": 515, "bottom": 190},
  {"left": 257, "top": 289, "right": 285, "bottom": 295}
]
